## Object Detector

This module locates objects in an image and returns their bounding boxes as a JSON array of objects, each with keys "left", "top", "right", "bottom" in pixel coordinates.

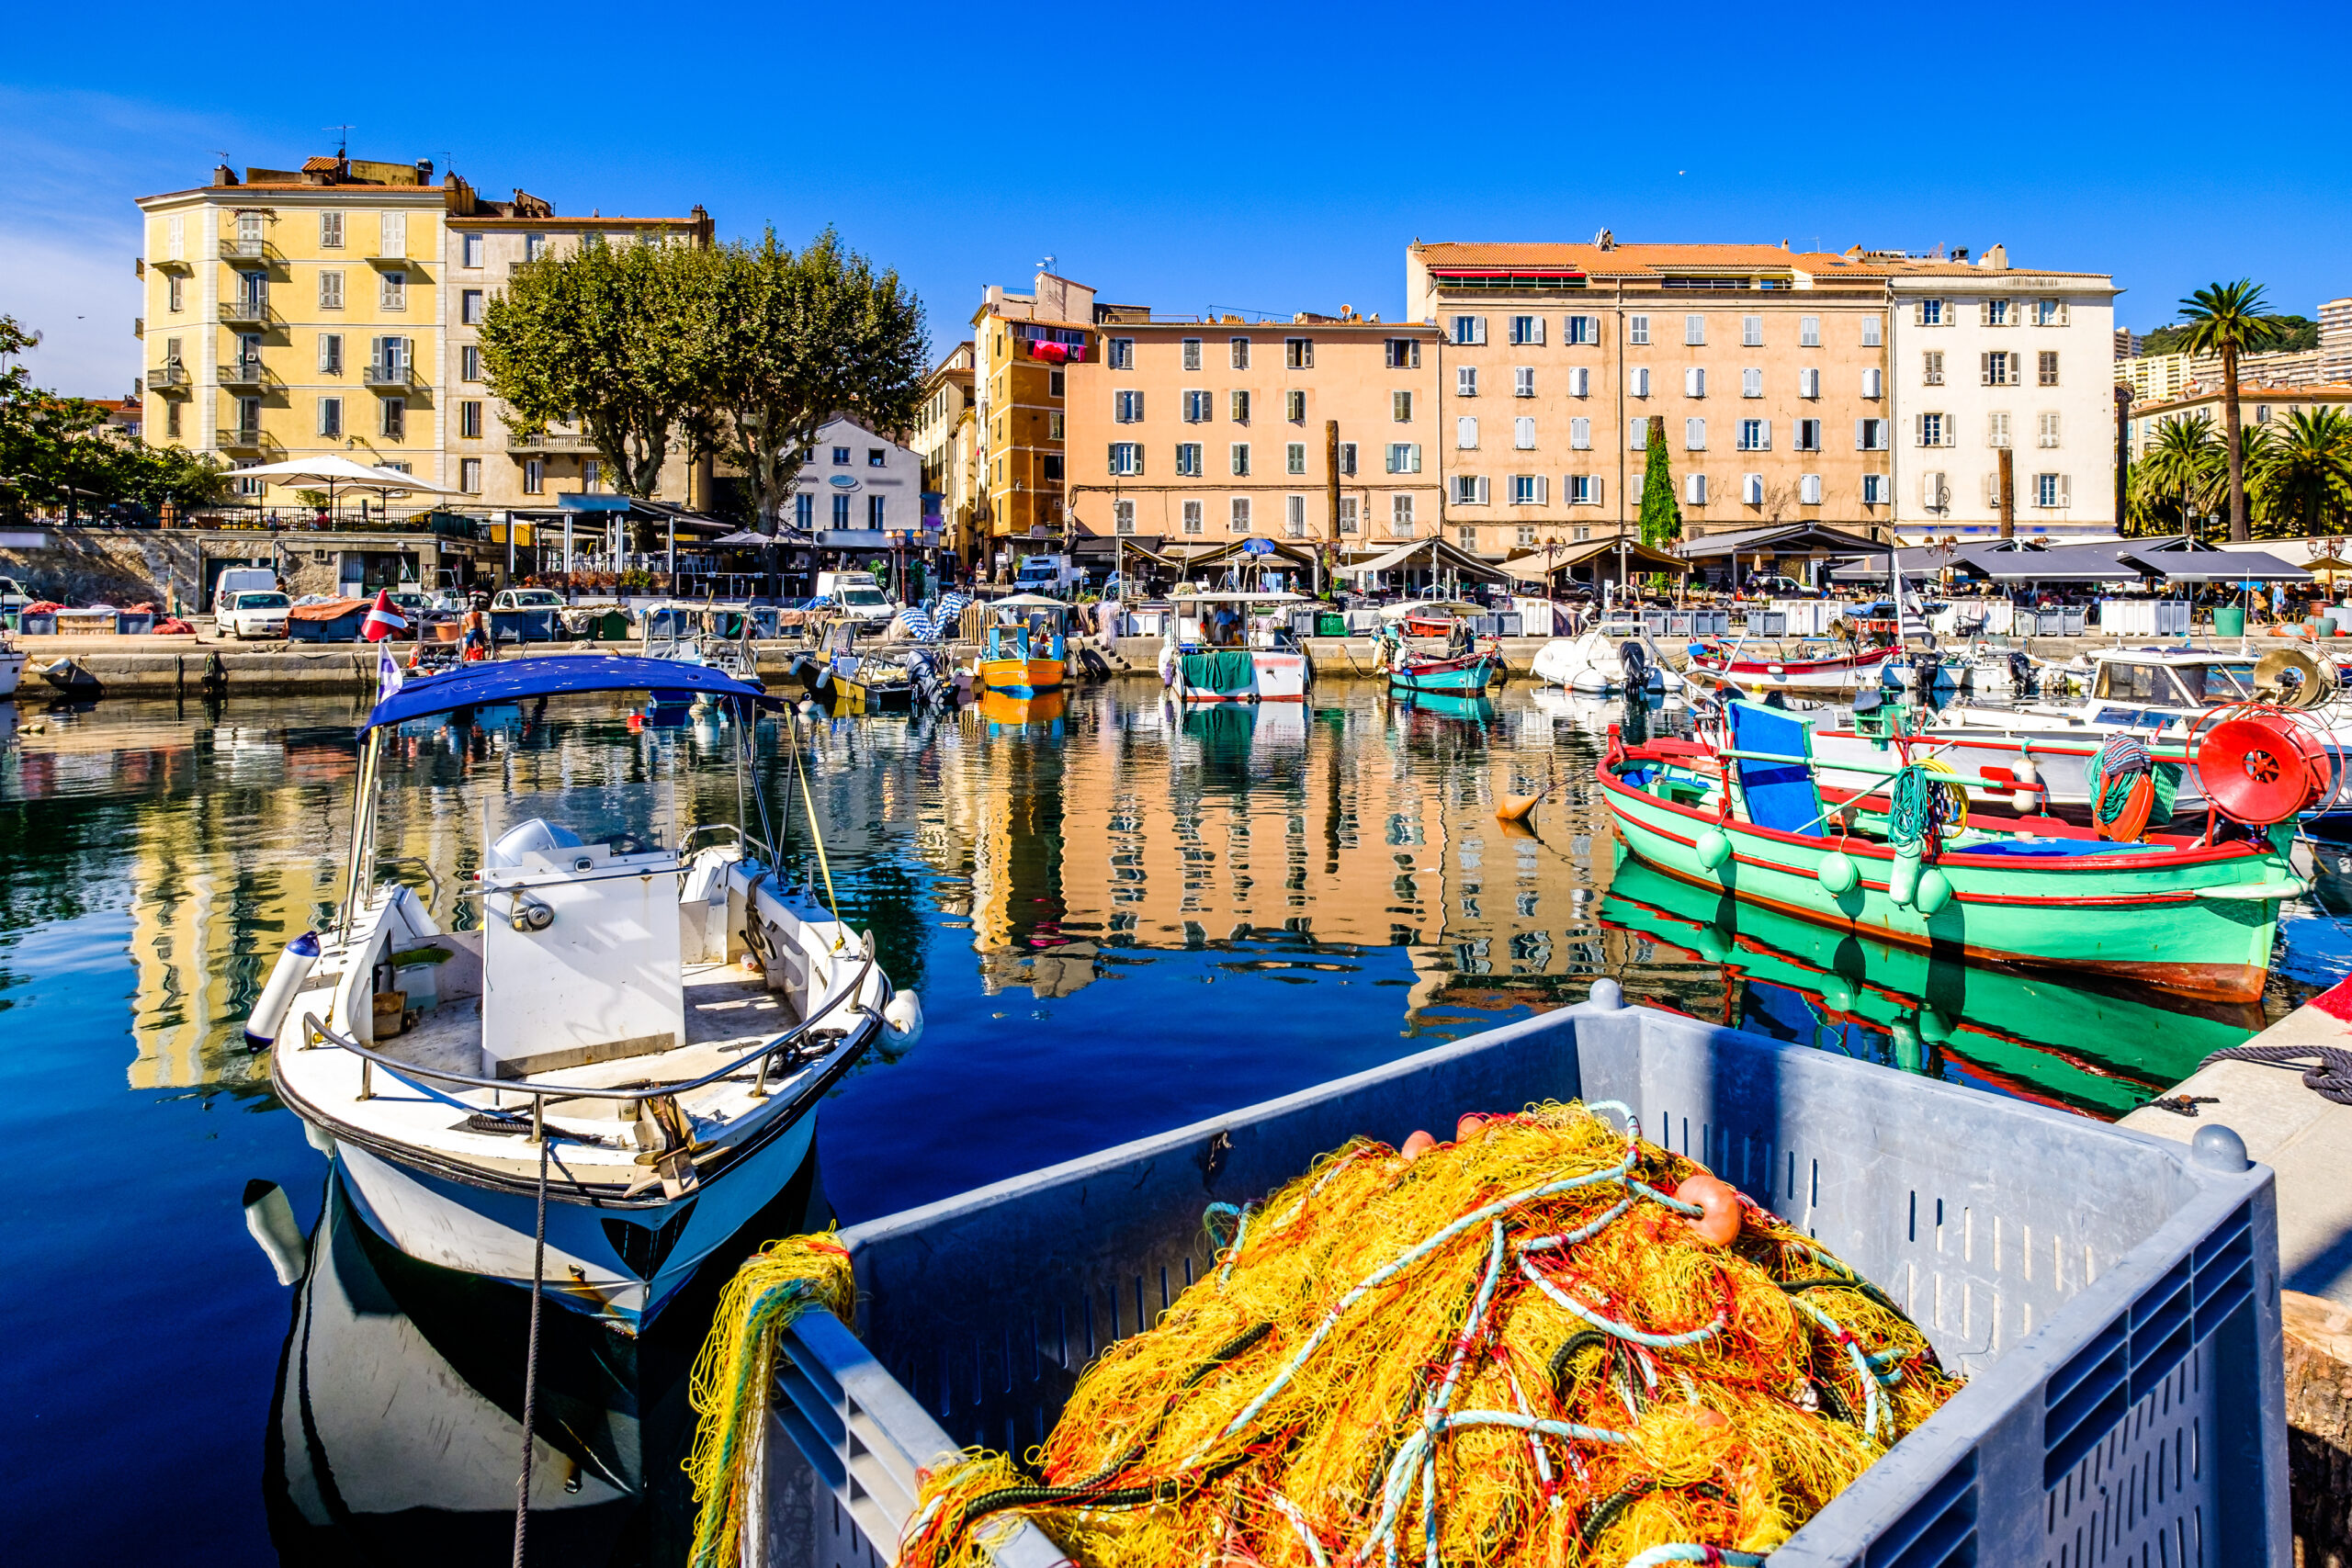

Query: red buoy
[{"left": 2196, "top": 716, "right": 2328, "bottom": 824}]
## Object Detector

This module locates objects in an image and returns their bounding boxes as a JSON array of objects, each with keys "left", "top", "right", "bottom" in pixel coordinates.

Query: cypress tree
[{"left": 1637, "top": 414, "right": 1681, "bottom": 549}]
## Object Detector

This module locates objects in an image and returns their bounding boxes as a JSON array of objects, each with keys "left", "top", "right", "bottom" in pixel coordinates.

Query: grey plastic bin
[{"left": 758, "top": 986, "right": 2285, "bottom": 1568}]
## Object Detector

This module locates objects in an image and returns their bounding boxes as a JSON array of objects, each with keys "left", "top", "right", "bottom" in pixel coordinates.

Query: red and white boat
[{"left": 1690, "top": 637, "right": 1898, "bottom": 696}]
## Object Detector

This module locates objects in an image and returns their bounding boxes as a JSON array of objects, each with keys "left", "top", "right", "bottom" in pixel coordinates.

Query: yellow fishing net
[{"left": 898, "top": 1100, "right": 1960, "bottom": 1568}]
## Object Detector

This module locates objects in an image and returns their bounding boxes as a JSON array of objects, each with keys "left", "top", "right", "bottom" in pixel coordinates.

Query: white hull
[
  {"left": 1161, "top": 646, "right": 1311, "bottom": 702},
  {"left": 0, "top": 649, "right": 23, "bottom": 698},
  {"left": 1531, "top": 628, "right": 1684, "bottom": 694}
]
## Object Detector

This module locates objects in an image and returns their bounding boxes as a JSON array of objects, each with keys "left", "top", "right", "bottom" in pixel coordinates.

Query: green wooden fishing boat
[
  {"left": 1597, "top": 852, "right": 2263, "bottom": 1117},
  {"left": 1599, "top": 700, "right": 2310, "bottom": 1005}
]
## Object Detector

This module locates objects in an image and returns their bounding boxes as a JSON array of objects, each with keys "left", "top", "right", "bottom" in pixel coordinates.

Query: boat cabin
[{"left": 1172, "top": 592, "right": 1309, "bottom": 651}]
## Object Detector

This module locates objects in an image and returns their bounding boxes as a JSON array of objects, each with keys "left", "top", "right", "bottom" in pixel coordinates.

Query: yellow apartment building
[
  {"left": 1063, "top": 313, "right": 1442, "bottom": 550},
  {"left": 970, "top": 273, "right": 1109, "bottom": 571},
  {"left": 136, "top": 152, "right": 708, "bottom": 515},
  {"left": 915, "top": 341, "right": 979, "bottom": 558}
]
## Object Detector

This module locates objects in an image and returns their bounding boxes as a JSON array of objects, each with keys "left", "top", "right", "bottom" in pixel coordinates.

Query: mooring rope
[
  {"left": 512, "top": 1129, "right": 551, "bottom": 1568},
  {"left": 2199, "top": 1043, "right": 2352, "bottom": 1106}
]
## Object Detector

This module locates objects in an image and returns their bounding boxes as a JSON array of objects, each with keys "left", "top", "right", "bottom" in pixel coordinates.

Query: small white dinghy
[
  {"left": 1529, "top": 617, "right": 1685, "bottom": 694},
  {"left": 262, "top": 656, "right": 919, "bottom": 1336}
]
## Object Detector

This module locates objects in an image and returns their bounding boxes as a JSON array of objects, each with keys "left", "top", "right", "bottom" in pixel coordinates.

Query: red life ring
[{"left": 2196, "top": 715, "right": 2328, "bottom": 825}]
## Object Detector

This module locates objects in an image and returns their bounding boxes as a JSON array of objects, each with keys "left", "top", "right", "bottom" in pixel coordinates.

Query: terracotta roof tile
[
  {"left": 300, "top": 156, "right": 342, "bottom": 174},
  {"left": 1411, "top": 241, "right": 2109, "bottom": 282}
]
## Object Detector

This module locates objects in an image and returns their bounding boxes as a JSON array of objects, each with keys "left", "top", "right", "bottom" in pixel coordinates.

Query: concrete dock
[{"left": 2121, "top": 977, "right": 2352, "bottom": 1563}]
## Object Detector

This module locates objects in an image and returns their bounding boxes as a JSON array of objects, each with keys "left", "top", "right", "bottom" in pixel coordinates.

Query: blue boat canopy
[{"left": 361, "top": 655, "right": 764, "bottom": 731}]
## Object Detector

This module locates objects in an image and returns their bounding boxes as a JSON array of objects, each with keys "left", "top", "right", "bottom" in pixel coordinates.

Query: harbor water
[{"left": 4, "top": 680, "right": 2346, "bottom": 1563}]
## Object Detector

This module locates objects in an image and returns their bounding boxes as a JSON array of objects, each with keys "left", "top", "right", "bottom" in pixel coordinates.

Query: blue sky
[{"left": 5, "top": 0, "right": 2348, "bottom": 399}]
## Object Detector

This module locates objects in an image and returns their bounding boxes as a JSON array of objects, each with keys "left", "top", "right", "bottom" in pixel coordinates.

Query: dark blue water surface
[{"left": 0, "top": 682, "right": 2332, "bottom": 1564}]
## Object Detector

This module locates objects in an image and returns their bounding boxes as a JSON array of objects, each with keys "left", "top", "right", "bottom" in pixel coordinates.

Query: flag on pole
[
  {"left": 362, "top": 588, "right": 407, "bottom": 642},
  {"left": 375, "top": 640, "right": 404, "bottom": 705}
]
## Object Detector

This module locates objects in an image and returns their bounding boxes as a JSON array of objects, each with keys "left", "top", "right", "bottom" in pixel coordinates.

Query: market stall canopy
[
  {"left": 1503, "top": 537, "right": 1688, "bottom": 581},
  {"left": 2137, "top": 548, "right": 2312, "bottom": 583},
  {"left": 1344, "top": 536, "right": 1513, "bottom": 584},
  {"left": 229, "top": 455, "right": 459, "bottom": 494},
  {"left": 709, "top": 530, "right": 785, "bottom": 547},
  {"left": 1672, "top": 522, "right": 1883, "bottom": 560}
]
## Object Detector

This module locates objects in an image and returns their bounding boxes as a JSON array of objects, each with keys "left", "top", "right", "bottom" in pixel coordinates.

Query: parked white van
[{"left": 210, "top": 568, "right": 279, "bottom": 634}]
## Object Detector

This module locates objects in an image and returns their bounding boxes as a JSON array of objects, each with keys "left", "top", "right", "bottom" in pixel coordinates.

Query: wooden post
[
  {"left": 1325, "top": 419, "right": 1341, "bottom": 600},
  {"left": 1998, "top": 446, "right": 2016, "bottom": 540}
]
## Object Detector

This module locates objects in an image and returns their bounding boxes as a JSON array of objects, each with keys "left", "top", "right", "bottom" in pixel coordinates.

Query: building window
[
  {"left": 381, "top": 398, "right": 405, "bottom": 439},
  {"left": 1743, "top": 472, "right": 1765, "bottom": 504},
  {"left": 1510, "top": 474, "right": 1545, "bottom": 505},
  {"left": 1452, "top": 475, "right": 1486, "bottom": 505},
  {"left": 1916, "top": 412, "right": 1945, "bottom": 447},
  {"left": 1391, "top": 494, "right": 1415, "bottom": 536},
  {"left": 460, "top": 457, "right": 481, "bottom": 492},
  {"left": 1917, "top": 299, "right": 1944, "bottom": 326},
  {"left": 164, "top": 400, "right": 181, "bottom": 436},
  {"left": 1685, "top": 417, "right": 1706, "bottom": 450},
  {"left": 1182, "top": 499, "right": 1204, "bottom": 535},
  {"left": 1049, "top": 369, "right": 1066, "bottom": 397},
  {"left": 1628, "top": 314, "right": 1650, "bottom": 345},
  {"left": 1630, "top": 367, "right": 1650, "bottom": 399},
  {"left": 1457, "top": 416, "right": 1478, "bottom": 449},
  {"left": 1108, "top": 337, "right": 1135, "bottom": 369},
  {"left": 1223, "top": 336, "right": 1248, "bottom": 369},
  {"left": 1176, "top": 442, "right": 1203, "bottom": 476},
  {"left": 1286, "top": 442, "right": 1306, "bottom": 475},
  {"left": 318, "top": 397, "right": 342, "bottom": 437},
  {"left": 1861, "top": 316, "right": 1883, "bottom": 346},
  {"left": 167, "top": 274, "right": 185, "bottom": 312},
  {"left": 1566, "top": 314, "right": 1600, "bottom": 345},
  {"left": 1568, "top": 416, "right": 1597, "bottom": 451},
  {"left": 379, "top": 270, "right": 406, "bottom": 310},
  {"left": 2036, "top": 299, "right": 2067, "bottom": 325},
  {"left": 1742, "top": 367, "right": 1763, "bottom": 398},
  {"left": 1393, "top": 390, "right": 1414, "bottom": 423},
  {"left": 1800, "top": 315, "right": 1820, "bottom": 347},
  {"left": 320, "top": 211, "right": 344, "bottom": 249},
  {"left": 1230, "top": 497, "right": 1252, "bottom": 532},
  {"left": 1742, "top": 314, "right": 1764, "bottom": 347},
  {"left": 1628, "top": 418, "right": 1649, "bottom": 450},
  {"left": 1385, "top": 443, "right": 1420, "bottom": 474},
  {"left": 1182, "top": 338, "right": 1202, "bottom": 370},
  {"left": 1457, "top": 365, "right": 1478, "bottom": 398},
  {"left": 1114, "top": 499, "right": 1136, "bottom": 534},
  {"left": 1457, "top": 525, "right": 1480, "bottom": 550},
  {"left": 1284, "top": 494, "right": 1307, "bottom": 537},
  {"left": 1861, "top": 367, "right": 1883, "bottom": 399},
  {"left": 1800, "top": 473, "right": 1822, "bottom": 505},
  {"left": 868, "top": 493, "right": 887, "bottom": 528},
  {"left": 1797, "top": 367, "right": 1819, "bottom": 399},
  {"left": 1683, "top": 314, "right": 1706, "bottom": 345},
  {"left": 460, "top": 400, "right": 482, "bottom": 439},
  {"left": 1515, "top": 416, "right": 1537, "bottom": 449},
  {"left": 1984, "top": 299, "right": 2011, "bottom": 327},
  {"left": 525, "top": 234, "right": 546, "bottom": 262},
  {"left": 1923, "top": 351, "right": 1943, "bottom": 387},
  {"left": 1515, "top": 367, "right": 1536, "bottom": 398},
  {"left": 1338, "top": 442, "right": 1357, "bottom": 476},
  {"left": 1114, "top": 389, "right": 1144, "bottom": 423},
  {"left": 1109, "top": 443, "right": 1143, "bottom": 476},
  {"left": 1569, "top": 475, "right": 1600, "bottom": 505},
  {"left": 581, "top": 458, "right": 602, "bottom": 492},
  {"left": 1285, "top": 389, "right": 1305, "bottom": 422},
  {"left": 1452, "top": 315, "right": 1486, "bottom": 346},
  {"left": 2039, "top": 412, "right": 2063, "bottom": 448},
  {"left": 1856, "top": 419, "right": 1888, "bottom": 450},
  {"left": 1988, "top": 412, "right": 2011, "bottom": 448},
  {"left": 1565, "top": 367, "right": 1588, "bottom": 399},
  {"left": 1516, "top": 524, "right": 1537, "bottom": 547},
  {"left": 1684, "top": 367, "right": 1706, "bottom": 399},
  {"left": 1508, "top": 314, "right": 1543, "bottom": 346},
  {"left": 460, "top": 344, "right": 481, "bottom": 381},
  {"left": 1385, "top": 338, "right": 1420, "bottom": 368},
  {"left": 1736, "top": 418, "right": 1770, "bottom": 451},
  {"left": 1982, "top": 352, "right": 2015, "bottom": 387},
  {"left": 1048, "top": 412, "right": 1064, "bottom": 439},
  {"left": 317, "top": 271, "right": 342, "bottom": 310},
  {"left": 1183, "top": 389, "right": 1212, "bottom": 423},
  {"left": 1230, "top": 389, "right": 1250, "bottom": 423},
  {"left": 2039, "top": 351, "right": 2060, "bottom": 387},
  {"left": 1685, "top": 473, "right": 1709, "bottom": 505},
  {"left": 524, "top": 458, "right": 544, "bottom": 493},
  {"left": 379, "top": 210, "right": 407, "bottom": 255},
  {"left": 832, "top": 446, "right": 851, "bottom": 465},
  {"left": 461, "top": 288, "right": 485, "bottom": 325},
  {"left": 319, "top": 333, "right": 343, "bottom": 374},
  {"left": 1338, "top": 496, "right": 1360, "bottom": 534},
  {"left": 1862, "top": 474, "right": 1887, "bottom": 504},
  {"left": 831, "top": 492, "right": 851, "bottom": 527},
  {"left": 1230, "top": 443, "right": 1250, "bottom": 476},
  {"left": 1285, "top": 337, "right": 1314, "bottom": 367}
]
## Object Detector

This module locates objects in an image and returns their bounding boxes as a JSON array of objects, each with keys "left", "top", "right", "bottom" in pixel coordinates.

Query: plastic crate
[{"left": 757, "top": 986, "right": 2285, "bottom": 1568}]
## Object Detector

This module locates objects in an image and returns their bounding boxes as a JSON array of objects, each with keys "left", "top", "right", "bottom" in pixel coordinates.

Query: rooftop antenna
[
  {"left": 1037, "top": 254, "right": 1056, "bottom": 274},
  {"left": 323, "top": 125, "right": 353, "bottom": 157}
]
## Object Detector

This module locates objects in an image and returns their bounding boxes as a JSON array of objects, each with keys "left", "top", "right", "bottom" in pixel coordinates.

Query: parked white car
[{"left": 216, "top": 590, "right": 292, "bottom": 639}]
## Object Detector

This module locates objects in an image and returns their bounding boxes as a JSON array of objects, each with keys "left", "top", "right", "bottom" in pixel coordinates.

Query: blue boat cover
[
  {"left": 1951, "top": 837, "right": 2169, "bottom": 859},
  {"left": 1728, "top": 702, "right": 1825, "bottom": 837},
  {"left": 361, "top": 655, "right": 763, "bottom": 731}
]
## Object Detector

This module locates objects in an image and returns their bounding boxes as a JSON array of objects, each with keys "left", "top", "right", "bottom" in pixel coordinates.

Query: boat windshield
[
  {"left": 484, "top": 784, "right": 678, "bottom": 859},
  {"left": 2093, "top": 660, "right": 2194, "bottom": 705},
  {"left": 2177, "top": 661, "right": 2253, "bottom": 703}
]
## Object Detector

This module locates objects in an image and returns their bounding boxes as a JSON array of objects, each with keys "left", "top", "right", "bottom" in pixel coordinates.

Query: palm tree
[
  {"left": 2252, "top": 407, "right": 2352, "bottom": 537},
  {"left": 2131, "top": 412, "right": 2224, "bottom": 537},
  {"left": 2175, "top": 280, "right": 2285, "bottom": 542}
]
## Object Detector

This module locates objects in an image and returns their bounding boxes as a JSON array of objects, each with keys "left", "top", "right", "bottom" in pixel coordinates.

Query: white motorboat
[
  {"left": 0, "top": 626, "right": 24, "bottom": 698},
  {"left": 1529, "top": 616, "right": 1686, "bottom": 694},
  {"left": 262, "top": 655, "right": 920, "bottom": 1336},
  {"left": 1159, "top": 591, "right": 1313, "bottom": 703}
]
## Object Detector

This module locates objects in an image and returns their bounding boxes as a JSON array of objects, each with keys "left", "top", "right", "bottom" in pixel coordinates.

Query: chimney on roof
[
  {"left": 1594, "top": 229, "right": 1616, "bottom": 251},
  {"left": 416, "top": 159, "right": 434, "bottom": 185},
  {"left": 1976, "top": 243, "right": 2008, "bottom": 270},
  {"left": 212, "top": 163, "right": 239, "bottom": 187},
  {"left": 1952, "top": 247, "right": 1970, "bottom": 263}
]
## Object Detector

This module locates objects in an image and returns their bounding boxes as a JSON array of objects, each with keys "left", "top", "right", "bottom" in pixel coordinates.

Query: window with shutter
[
  {"left": 1516, "top": 367, "right": 1536, "bottom": 398},
  {"left": 1686, "top": 473, "right": 1708, "bottom": 505},
  {"left": 1285, "top": 494, "right": 1306, "bottom": 536},
  {"left": 1628, "top": 315, "right": 1650, "bottom": 344},
  {"left": 1684, "top": 314, "right": 1705, "bottom": 345},
  {"left": 1453, "top": 315, "right": 1486, "bottom": 346},
  {"left": 1285, "top": 389, "right": 1306, "bottom": 422},
  {"left": 1743, "top": 473, "right": 1764, "bottom": 504},
  {"left": 1231, "top": 497, "right": 1252, "bottom": 532},
  {"left": 1800, "top": 474, "right": 1822, "bottom": 505},
  {"left": 1685, "top": 367, "right": 1705, "bottom": 398},
  {"left": 1922, "top": 470, "right": 1946, "bottom": 509},
  {"left": 1861, "top": 367, "right": 1882, "bottom": 399},
  {"left": 379, "top": 211, "right": 406, "bottom": 256},
  {"left": 1685, "top": 418, "right": 1705, "bottom": 450},
  {"left": 1339, "top": 442, "right": 1357, "bottom": 476},
  {"left": 1182, "top": 338, "right": 1202, "bottom": 370},
  {"left": 1742, "top": 367, "right": 1762, "bottom": 398},
  {"left": 1567, "top": 367, "right": 1589, "bottom": 398},
  {"left": 1515, "top": 417, "right": 1536, "bottom": 449},
  {"left": 1182, "top": 500, "right": 1204, "bottom": 535},
  {"left": 1799, "top": 367, "right": 1818, "bottom": 399},
  {"left": 1231, "top": 443, "right": 1250, "bottom": 476},
  {"left": 1230, "top": 337, "right": 1250, "bottom": 368},
  {"left": 1630, "top": 419, "right": 1648, "bottom": 450},
  {"left": 1457, "top": 366, "right": 1478, "bottom": 397},
  {"left": 1568, "top": 417, "right": 1589, "bottom": 450},
  {"left": 1630, "top": 367, "right": 1650, "bottom": 399},
  {"left": 1800, "top": 315, "right": 1820, "bottom": 347},
  {"left": 1393, "top": 390, "right": 1413, "bottom": 423},
  {"left": 1231, "top": 389, "right": 1250, "bottom": 423},
  {"left": 1458, "top": 416, "right": 1478, "bottom": 449},
  {"left": 1285, "top": 337, "right": 1313, "bottom": 367},
  {"left": 1742, "top": 316, "right": 1763, "bottom": 346},
  {"left": 1861, "top": 317, "right": 1882, "bottom": 346},
  {"left": 1287, "top": 442, "right": 1306, "bottom": 475}
]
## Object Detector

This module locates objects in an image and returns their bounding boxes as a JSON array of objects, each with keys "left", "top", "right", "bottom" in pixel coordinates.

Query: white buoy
[
  {"left": 243, "top": 931, "right": 322, "bottom": 1049},
  {"left": 243, "top": 1179, "right": 306, "bottom": 1286},
  {"left": 879, "top": 990, "right": 925, "bottom": 1057}
]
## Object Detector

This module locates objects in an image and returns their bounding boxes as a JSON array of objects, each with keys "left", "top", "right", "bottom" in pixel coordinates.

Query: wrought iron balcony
[
  {"left": 149, "top": 363, "right": 188, "bottom": 389},
  {"left": 504, "top": 428, "right": 598, "bottom": 453},
  {"left": 216, "top": 426, "right": 275, "bottom": 454},
  {"left": 221, "top": 294, "right": 271, "bottom": 324},
  {"left": 219, "top": 357, "right": 269, "bottom": 388},
  {"left": 362, "top": 362, "right": 416, "bottom": 389},
  {"left": 219, "top": 234, "right": 274, "bottom": 261}
]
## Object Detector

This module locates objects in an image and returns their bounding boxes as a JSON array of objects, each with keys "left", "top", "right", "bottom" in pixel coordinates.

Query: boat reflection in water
[
  {"left": 976, "top": 688, "right": 1067, "bottom": 733},
  {"left": 1597, "top": 850, "right": 2262, "bottom": 1118},
  {"left": 1389, "top": 690, "right": 1496, "bottom": 726},
  {"left": 263, "top": 1151, "right": 829, "bottom": 1563}
]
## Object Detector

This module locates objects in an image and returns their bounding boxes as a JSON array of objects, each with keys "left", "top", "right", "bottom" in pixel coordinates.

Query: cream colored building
[
  {"left": 2125, "top": 383, "right": 2352, "bottom": 462},
  {"left": 2120, "top": 346, "right": 2328, "bottom": 403},
  {"left": 136, "top": 152, "right": 710, "bottom": 514},
  {"left": 915, "top": 342, "right": 979, "bottom": 556}
]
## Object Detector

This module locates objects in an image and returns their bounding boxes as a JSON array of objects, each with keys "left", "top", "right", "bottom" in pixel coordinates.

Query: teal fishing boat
[
  {"left": 1598, "top": 852, "right": 2262, "bottom": 1117},
  {"left": 1599, "top": 699, "right": 2312, "bottom": 1004}
]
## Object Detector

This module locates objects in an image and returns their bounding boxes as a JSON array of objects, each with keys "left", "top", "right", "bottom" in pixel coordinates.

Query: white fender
[
  {"left": 243, "top": 1179, "right": 306, "bottom": 1286},
  {"left": 244, "top": 931, "right": 322, "bottom": 1048},
  {"left": 879, "top": 989, "right": 925, "bottom": 1058}
]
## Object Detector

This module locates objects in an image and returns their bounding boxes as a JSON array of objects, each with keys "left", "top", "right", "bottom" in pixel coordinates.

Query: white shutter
[
  {"left": 1801, "top": 474, "right": 1821, "bottom": 505},
  {"left": 1476, "top": 476, "right": 1491, "bottom": 504},
  {"left": 1568, "top": 417, "right": 1589, "bottom": 449},
  {"left": 1855, "top": 420, "right": 1868, "bottom": 450},
  {"left": 1409, "top": 444, "right": 1421, "bottom": 474},
  {"left": 1630, "top": 419, "right": 1646, "bottom": 449},
  {"left": 1913, "top": 301, "right": 1925, "bottom": 325},
  {"left": 1631, "top": 367, "right": 1649, "bottom": 398},
  {"left": 1743, "top": 367, "right": 1762, "bottom": 397},
  {"left": 1686, "top": 367, "right": 1704, "bottom": 398},
  {"left": 2057, "top": 301, "right": 2072, "bottom": 326},
  {"left": 1591, "top": 477, "right": 1603, "bottom": 507},
  {"left": 1984, "top": 472, "right": 1999, "bottom": 506},
  {"left": 1516, "top": 416, "right": 1536, "bottom": 448},
  {"left": 1760, "top": 420, "right": 1771, "bottom": 450},
  {"left": 1862, "top": 367, "right": 1882, "bottom": 399},
  {"left": 1535, "top": 475, "right": 1549, "bottom": 504},
  {"left": 2059, "top": 474, "right": 2072, "bottom": 507},
  {"left": 166, "top": 214, "right": 185, "bottom": 261},
  {"left": 1457, "top": 416, "right": 1478, "bottom": 449},
  {"left": 1686, "top": 417, "right": 1705, "bottom": 450}
]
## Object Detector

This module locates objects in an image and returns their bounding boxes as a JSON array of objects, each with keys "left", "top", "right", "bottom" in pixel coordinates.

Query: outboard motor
[{"left": 1619, "top": 639, "right": 1649, "bottom": 688}]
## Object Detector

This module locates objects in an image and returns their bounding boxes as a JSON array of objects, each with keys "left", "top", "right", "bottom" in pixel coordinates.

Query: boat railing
[
  {"left": 373, "top": 855, "right": 445, "bottom": 919},
  {"left": 296, "top": 931, "right": 880, "bottom": 1141}
]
